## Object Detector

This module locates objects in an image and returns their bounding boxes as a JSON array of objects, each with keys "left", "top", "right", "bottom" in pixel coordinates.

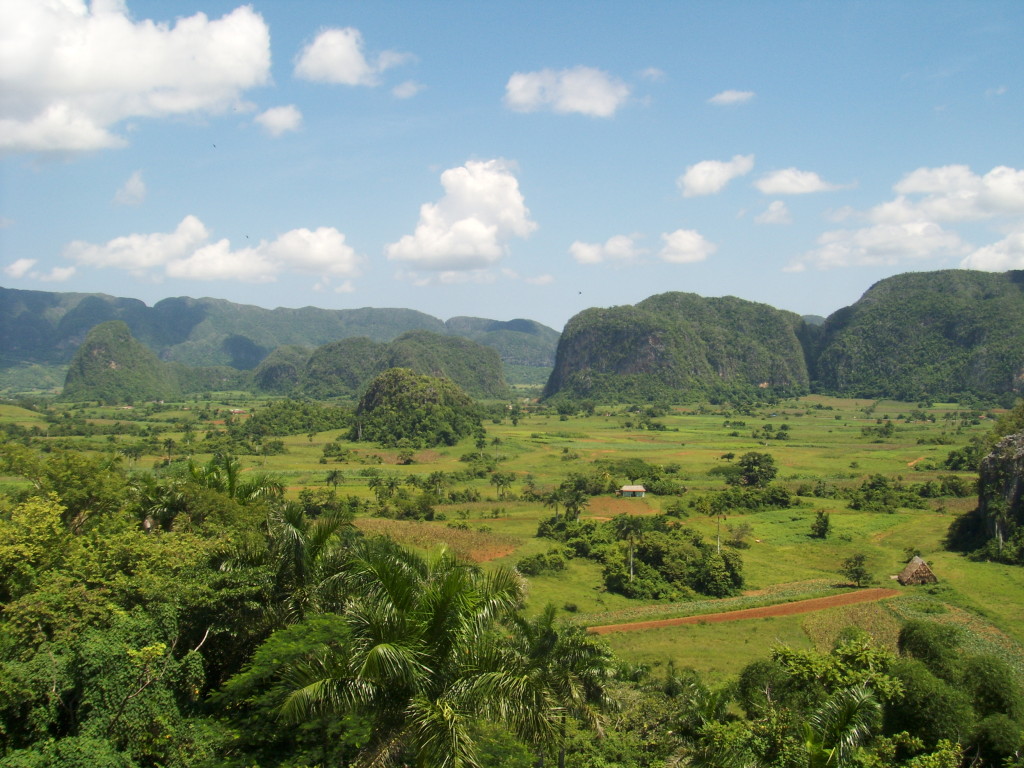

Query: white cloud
[
  {"left": 658, "top": 229, "right": 716, "bottom": 263},
  {"left": 166, "top": 239, "right": 277, "bottom": 282},
  {"left": 961, "top": 231, "right": 1024, "bottom": 271},
  {"left": 881, "top": 164, "right": 1024, "bottom": 223},
  {"left": 639, "top": 67, "right": 666, "bottom": 81},
  {"left": 294, "top": 27, "right": 409, "bottom": 86},
  {"left": 679, "top": 154, "right": 754, "bottom": 197},
  {"left": 386, "top": 159, "right": 537, "bottom": 271},
  {"left": 4, "top": 258, "right": 35, "bottom": 278},
  {"left": 504, "top": 66, "right": 630, "bottom": 117},
  {"left": 40, "top": 266, "right": 75, "bottom": 282},
  {"left": 255, "top": 105, "right": 302, "bottom": 136},
  {"left": 795, "top": 221, "right": 970, "bottom": 270},
  {"left": 0, "top": 1, "right": 270, "bottom": 152},
  {"left": 708, "top": 89, "right": 754, "bottom": 105},
  {"left": 114, "top": 170, "right": 146, "bottom": 206},
  {"left": 392, "top": 80, "right": 423, "bottom": 99},
  {"left": 755, "top": 168, "right": 840, "bottom": 195},
  {"left": 66, "top": 215, "right": 210, "bottom": 271},
  {"left": 0, "top": 216, "right": 12, "bottom": 229},
  {"left": 755, "top": 200, "right": 791, "bottom": 225},
  {"left": 569, "top": 235, "right": 644, "bottom": 264},
  {"left": 63, "top": 216, "right": 362, "bottom": 285}
]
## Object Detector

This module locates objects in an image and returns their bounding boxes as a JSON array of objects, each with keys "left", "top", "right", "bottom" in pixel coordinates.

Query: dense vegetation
[
  {"left": 63, "top": 321, "right": 181, "bottom": 403},
  {"left": 349, "top": 368, "right": 483, "bottom": 448},
  {"left": 813, "top": 270, "right": 1024, "bottom": 401},
  {"left": 0, "top": 287, "right": 557, "bottom": 394},
  {"left": 544, "top": 293, "right": 810, "bottom": 403},
  {"left": 1, "top": 387, "right": 1022, "bottom": 766}
]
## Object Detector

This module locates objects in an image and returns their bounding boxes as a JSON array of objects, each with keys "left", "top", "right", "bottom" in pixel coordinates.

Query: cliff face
[{"left": 977, "top": 432, "right": 1024, "bottom": 550}]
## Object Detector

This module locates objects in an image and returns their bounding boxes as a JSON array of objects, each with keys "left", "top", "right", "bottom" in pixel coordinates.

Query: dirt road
[{"left": 587, "top": 588, "right": 901, "bottom": 635}]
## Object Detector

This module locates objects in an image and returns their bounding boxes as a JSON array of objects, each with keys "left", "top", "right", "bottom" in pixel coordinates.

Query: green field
[{"left": 6, "top": 393, "right": 1020, "bottom": 682}]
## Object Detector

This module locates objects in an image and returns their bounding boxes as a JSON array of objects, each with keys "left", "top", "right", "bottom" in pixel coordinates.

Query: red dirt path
[{"left": 587, "top": 588, "right": 901, "bottom": 635}]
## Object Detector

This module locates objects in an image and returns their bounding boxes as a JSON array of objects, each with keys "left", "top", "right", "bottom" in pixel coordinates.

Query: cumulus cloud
[
  {"left": 4, "top": 258, "right": 74, "bottom": 282},
  {"left": 569, "top": 235, "right": 644, "bottom": 264},
  {"left": 294, "top": 27, "right": 410, "bottom": 86},
  {"left": 63, "top": 216, "right": 362, "bottom": 285},
  {"left": 961, "top": 231, "right": 1024, "bottom": 271},
  {"left": 0, "top": 1, "right": 270, "bottom": 152},
  {"left": 755, "top": 168, "right": 840, "bottom": 195},
  {"left": 791, "top": 221, "right": 970, "bottom": 271},
  {"left": 4, "top": 258, "right": 35, "bottom": 279},
  {"left": 114, "top": 170, "right": 146, "bottom": 206},
  {"left": 791, "top": 163, "right": 1024, "bottom": 272},
  {"left": 386, "top": 159, "right": 537, "bottom": 271},
  {"left": 708, "top": 89, "right": 754, "bottom": 105},
  {"left": 504, "top": 66, "right": 630, "bottom": 117},
  {"left": 678, "top": 154, "right": 754, "bottom": 197},
  {"left": 882, "top": 164, "right": 1024, "bottom": 222},
  {"left": 658, "top": 229, "right": 716, "bottom": 263},
  {"left": 755, "top": 200, "right": 791, "bottom": 224},
  {"left": 255, "top": 105, "right": 302, "bottom": 136}
]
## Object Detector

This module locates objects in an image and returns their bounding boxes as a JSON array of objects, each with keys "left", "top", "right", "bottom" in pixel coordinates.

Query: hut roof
[{"left": 897, "top": 556, "right": 937, "bottom": 586}]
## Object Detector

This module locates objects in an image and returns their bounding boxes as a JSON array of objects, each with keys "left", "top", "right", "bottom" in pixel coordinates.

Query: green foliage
[
  {"left": 544, "top": 292, "right": 809, "bottom": 403},
  {"left": 840, "top": 553, "right": 871, "bottom": 587},
  {"left": 810, "top": 510, "right": 832, "bottom": 539},
  {"left": 815, "top": 269, "right": 1024, "bottom": 399},
  {"left": 350, "top": 368, "right": 482, "bottom": 448},
  {"left": 62, "top": 321, "right": 180, "bottom": 403}
]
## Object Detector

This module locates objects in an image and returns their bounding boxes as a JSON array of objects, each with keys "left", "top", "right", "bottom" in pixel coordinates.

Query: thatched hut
[{"left": 897, "top": 556, "right": 937, "bottom": 586}]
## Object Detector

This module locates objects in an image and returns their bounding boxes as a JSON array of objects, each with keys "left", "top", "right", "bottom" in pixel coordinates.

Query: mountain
[
  {"left": 814, "top": 270, "right": 1024, "bottom": 399},
  {"left": 544, "top": 292, "right": 809, "bottom": 402},
  {"left": 0, "top": 287, "right": 559, "bottom": 393},
  {"left": 265, "top": 332, "right": 508, "bottom": 400},
  {"left": 63, "top": 321, "right": 180, "bottom": 403},
  {"left": 443, "top": 317, "right": 560, "bottom": 366}
]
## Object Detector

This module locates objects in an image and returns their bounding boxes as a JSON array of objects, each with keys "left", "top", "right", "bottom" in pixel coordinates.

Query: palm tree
[
  {"left": 188, "top": 453, "right": 283, "bottom": 504},
  {"left": 803, "top": 685, "right": 881, "bottom": 767},
  {"left": 505, "top": 604, "right": 613, "bottom": 768},
  {"left": 279, "top": 539, "right": 544, "bottom": 767},
  {"left": 612, "top": 514, "right": 647, "bottom": 582}
]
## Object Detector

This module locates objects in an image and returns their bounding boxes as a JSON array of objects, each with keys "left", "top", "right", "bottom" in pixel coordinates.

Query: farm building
[
  {"left": 897, "top": 556, "right": 938, "bottom": 586},
  {"left": 618, "top": 485, "right": 646, "bottom": 498}
]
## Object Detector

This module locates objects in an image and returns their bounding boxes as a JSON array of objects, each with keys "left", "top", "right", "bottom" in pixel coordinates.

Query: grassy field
[{"left": 8, "top": 393, "right": 1022, "bottom": 682}]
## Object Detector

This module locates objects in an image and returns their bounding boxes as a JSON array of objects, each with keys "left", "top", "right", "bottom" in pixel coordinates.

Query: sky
[{"left": 2, "top": 1, "right": 1023, "bottom": 331}]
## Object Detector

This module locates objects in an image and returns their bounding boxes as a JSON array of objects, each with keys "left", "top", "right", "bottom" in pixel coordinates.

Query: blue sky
[{"left": 2, "top": 1, "right": 1023, "bottom": 330}]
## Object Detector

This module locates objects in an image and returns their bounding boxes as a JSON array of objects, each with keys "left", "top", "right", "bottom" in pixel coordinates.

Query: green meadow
[{"left": 8, "top": 393, "right": 1021, "bottom": 681}]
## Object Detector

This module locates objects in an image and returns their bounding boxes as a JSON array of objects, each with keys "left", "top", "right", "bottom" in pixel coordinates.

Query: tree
[
  {"left": 505, "top": 604, "right": 612, "bottom": 768},
  {"left": 803, "top": 685, "right": 881, "bottom": 767},
  {"left": 188, "top": 453, "right": 283, "bottom": 505},
  {"left": 490, "top": 471, "right": 516, "bottom": 501},
  {"left": 325, "top": 469, "right": 343, "bottom": 489},
  {"left": 810, "top": 510, "right": 831, "bottom": 539},
  {"left": 611, "top": 514, "right": 646, "bottom": 582},
  {"left": 840, "top": 553, "right": 870, "bottom": 587},
  {"left": 278, "top": 539, "right": 548, "bottom": 768},
  {"left": 731, "top": 452, "right": 778, "bottom": 487}
]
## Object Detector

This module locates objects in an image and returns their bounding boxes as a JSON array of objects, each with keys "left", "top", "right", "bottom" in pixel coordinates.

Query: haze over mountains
[{"left": 4, "top": 268, "right": 1024, "bottom": 403}]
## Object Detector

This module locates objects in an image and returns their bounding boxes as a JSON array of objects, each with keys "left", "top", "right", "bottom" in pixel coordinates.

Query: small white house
[{"left": 619, "top": 485, "right": 646, "bottom": 498}]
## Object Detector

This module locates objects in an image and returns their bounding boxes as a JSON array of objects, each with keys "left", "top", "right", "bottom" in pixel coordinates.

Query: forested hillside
[
  {"left": 0, "top": 287, "right": 558, "bottom": 392},
  {"left": 813, "top": 270, "right": 1024, "bottom": 400},
  {"left": 544, "top": 293, "right": 809, "bottom": 402}
]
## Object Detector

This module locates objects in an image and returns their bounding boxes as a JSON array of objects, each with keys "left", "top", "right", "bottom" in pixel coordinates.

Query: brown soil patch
[
  {"left": 584, "top": 496, "right": 653, "bottom": 518},
  {"left": 907, "top": 456, "right": 927, "bottom": 467},
  {"left": 587, "top": 588, "right": 901, "bottom": 635},
  {"left": 355, "top": 518, "right": 518, "bottom": 563}
]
